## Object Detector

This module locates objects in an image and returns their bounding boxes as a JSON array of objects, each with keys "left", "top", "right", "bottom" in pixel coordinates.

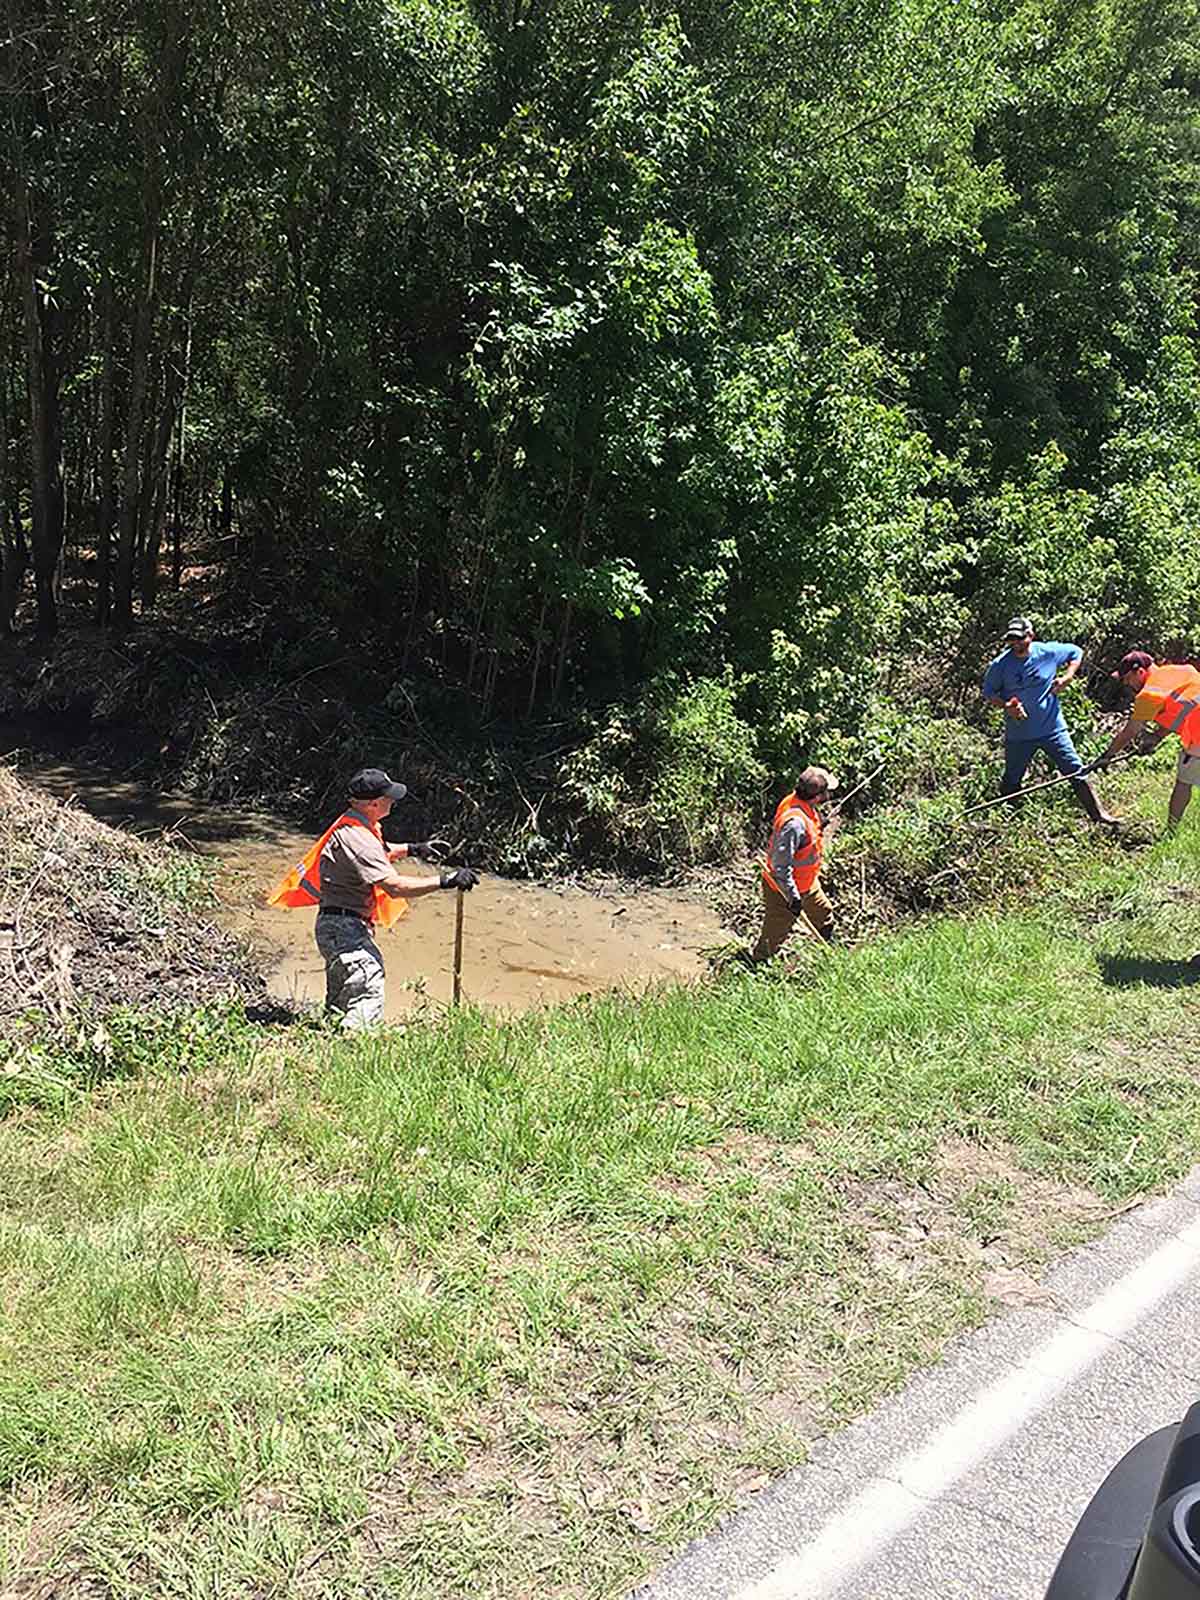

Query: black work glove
[
  {"left": 440, "top": 867, "right": 479, "bottom": 891},
  {"left": 407, "top": 841, "right": 439, "bottom": 862}
]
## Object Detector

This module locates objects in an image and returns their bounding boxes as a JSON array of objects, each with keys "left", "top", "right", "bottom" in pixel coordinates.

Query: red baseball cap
[{"left": 1111, "top": 650, "right": 1153, "bottom": 679}]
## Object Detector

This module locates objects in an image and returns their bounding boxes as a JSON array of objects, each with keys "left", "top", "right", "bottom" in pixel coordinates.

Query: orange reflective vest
[
  {"left": 268, "top": 810, "right": 409, "bottom": 929},
  {"left": 1140, "top": 665, "right": 1200, "bottom": 749},
  {"left": 762, "top": 792, "right": 823, "bottom": 899}
]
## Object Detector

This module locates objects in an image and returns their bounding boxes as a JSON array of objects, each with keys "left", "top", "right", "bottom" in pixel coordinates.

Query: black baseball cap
[
  {"left": 1112, "top": 650, "right": 1153, "bottom": 679},
  {"left": 348, "top": 768, "right": 407, "bottom": 801},
  {"left": 1004, "top": 616, "right": 1034, "bottom": 639}
]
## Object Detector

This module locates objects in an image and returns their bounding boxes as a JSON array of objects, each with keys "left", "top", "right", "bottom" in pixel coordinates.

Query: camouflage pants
[{"left": 315, "top": 911, "right": 385, "bottom": 1029}]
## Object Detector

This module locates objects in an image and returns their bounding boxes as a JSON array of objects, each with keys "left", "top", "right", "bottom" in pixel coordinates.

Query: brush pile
[{"left": 0, "top": 765, "right": 263, "bottom": 1035}]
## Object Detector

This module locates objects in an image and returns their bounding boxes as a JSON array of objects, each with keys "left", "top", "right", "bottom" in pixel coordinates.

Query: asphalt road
[{"left": 634, "top": 1169, "right": 1200, "bottom": 1600}]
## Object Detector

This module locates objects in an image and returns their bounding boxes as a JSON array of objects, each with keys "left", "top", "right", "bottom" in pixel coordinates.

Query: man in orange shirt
[
  {"left": 1094, "top": 651, "right": 1200, "bottom": 830},
  {"left": 750, "top": 765, "right": 840, "bottom": 962}
]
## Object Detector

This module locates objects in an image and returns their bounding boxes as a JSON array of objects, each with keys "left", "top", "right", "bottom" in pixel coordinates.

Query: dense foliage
[{"left": 4, "top": 0, "right": 1200, "bottom": 846}]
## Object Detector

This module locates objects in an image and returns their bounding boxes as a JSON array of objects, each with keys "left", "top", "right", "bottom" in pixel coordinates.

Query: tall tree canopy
[{"left": 3, "top": 0, "right": 1199, "bottom": 783}]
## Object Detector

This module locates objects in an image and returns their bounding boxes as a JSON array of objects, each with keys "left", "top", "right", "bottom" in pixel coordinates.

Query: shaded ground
[
  {"left": 1099, "top": 952, "right": 1200, "bottom": 989},
  {"left": 0, "top": 623, "right": 629, "bottom": 880}
]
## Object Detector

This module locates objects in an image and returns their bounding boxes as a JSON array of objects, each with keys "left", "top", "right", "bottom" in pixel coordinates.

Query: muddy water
[{"left": 9, "top": 742, "right": 725, "bottom": 1016}]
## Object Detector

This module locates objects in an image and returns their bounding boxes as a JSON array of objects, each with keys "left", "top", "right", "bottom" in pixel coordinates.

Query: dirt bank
[{"left": 0, "top": 766, "right": 262, "bottom": 1034}]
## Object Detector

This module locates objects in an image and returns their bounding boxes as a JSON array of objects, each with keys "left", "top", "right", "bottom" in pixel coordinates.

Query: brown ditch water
[{"left": 7, "top": 737, "right": 725, "bottom": 1017}]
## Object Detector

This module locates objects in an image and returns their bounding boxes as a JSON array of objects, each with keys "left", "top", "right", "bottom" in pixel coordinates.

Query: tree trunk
[
  {"left": 551, "top": 466, "right": 595, "bottom": 707},
  {"left": 14, "top": 172, "right": 65, "bottom": 643},
  {"left": 401, "top": 560, "right": 421, "bottom": 669},
  {"left": 0, "top": 347, "right": 29, "bottom": 636},
  {"left": 139, "top": 355, "right": 184, "bottom": 610},
  {"left": 170, "top": 430, "right": 184, "bottom": 591},
  {"left": 466, "top": 559, "right": 496, "bottom": 693},
  {"left": 113, "top": 208, "right": 159, "bottom": 627},
  {"left": 142, "top": 474, "right": 172, "bottom": 611},
  {"left": 133, "top": 353, "right": 164, "bottom": 581},
  {"left": 526, "top": 583, "right": 551, "bottom": 718},
  {"left": 527, "top": 442, "right": 576, "bottom": 717},
  {"left": 0, "top": 529, "right": 29, "bottom": 637},
  {"left": 95, "top": 272, "right": 116, "bottom": 624},
  {"left": 171, "top": 312, "right": 192, "bottom": 590},
  {"left": 137, "top": 219, "right": 200, "bottom": 612},
  {"left": 220, "top": 466, "right": 233, "bottom": 540},
  {"left": 481, "top": 599, "right": 507, "bottom": 720}
]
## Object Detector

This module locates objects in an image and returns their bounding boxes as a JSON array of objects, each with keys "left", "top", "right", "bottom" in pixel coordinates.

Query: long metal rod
[
  {"left": 796, "top": 904, "right": 834, "bottom": 952},
  {"left": 830, "top": 760, "right": 885, "bottom": 816},
  {"left": 452, "top": 887, "right": 464, "bottom": 1005},
  {"left": 961, "top": 748, "right": 1138, "bottom": 817}
]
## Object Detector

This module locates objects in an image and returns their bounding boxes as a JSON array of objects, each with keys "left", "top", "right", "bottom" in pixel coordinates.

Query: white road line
[{"left": 737, "top": 1207, "right": 1200, "bottom": 1600}]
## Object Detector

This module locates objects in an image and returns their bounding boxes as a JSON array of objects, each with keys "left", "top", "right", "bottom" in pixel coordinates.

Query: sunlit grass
[{"left": 1, "top": 795, "right": 1198, "bottom": 1598}]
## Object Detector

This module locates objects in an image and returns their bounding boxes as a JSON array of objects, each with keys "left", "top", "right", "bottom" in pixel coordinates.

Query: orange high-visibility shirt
[{"left": 1131, "top": 665, "right": 1200, "bottom": 748}]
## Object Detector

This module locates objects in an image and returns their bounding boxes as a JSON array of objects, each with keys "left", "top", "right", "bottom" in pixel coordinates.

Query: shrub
[
  {"left": 560, "top": 672, "right": 767, "bottom": 868},
  {"left": 863, "top": 703, "right": 995, "bottom": 807}
]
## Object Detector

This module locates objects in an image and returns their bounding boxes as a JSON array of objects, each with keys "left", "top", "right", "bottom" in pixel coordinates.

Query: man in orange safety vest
[
  {"left": 749, "top": 765, "right": 840, "bottom": 963},
  {"left": 1093, "top": 651, "right": 1200, "bottom": 831},
  {"left": 269, "top": 767, "right": 477, "bottom": 1028}
]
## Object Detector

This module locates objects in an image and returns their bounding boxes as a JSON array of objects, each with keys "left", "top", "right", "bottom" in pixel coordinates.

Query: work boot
[{"left": 1071, "top": 778, "right": 1118, "bottom": 826}]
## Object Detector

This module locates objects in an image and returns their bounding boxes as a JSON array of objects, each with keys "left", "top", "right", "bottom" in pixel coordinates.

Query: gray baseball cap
[{"left": 348, "top": 768, "right": 407, "bottom": 801}]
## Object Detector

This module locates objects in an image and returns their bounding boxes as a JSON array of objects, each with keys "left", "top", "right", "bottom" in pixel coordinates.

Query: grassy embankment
[{"left": 2, "top": 769, "right": 1200, "bottom": 1599}]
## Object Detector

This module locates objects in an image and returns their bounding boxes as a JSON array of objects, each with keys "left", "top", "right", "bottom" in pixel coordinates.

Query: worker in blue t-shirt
[{"left": 981, "top": 616, "right": 1117, "bottom": 824}]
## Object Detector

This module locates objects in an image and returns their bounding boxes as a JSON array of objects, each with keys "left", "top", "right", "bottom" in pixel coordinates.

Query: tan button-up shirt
[{"left": 319, "top": 817, "right": 393, "bottom": 919}]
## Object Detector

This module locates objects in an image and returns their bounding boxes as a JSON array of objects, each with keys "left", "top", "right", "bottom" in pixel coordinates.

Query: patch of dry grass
[{"left": 0, "top": 766, "right": 263, "bottom": 1100}]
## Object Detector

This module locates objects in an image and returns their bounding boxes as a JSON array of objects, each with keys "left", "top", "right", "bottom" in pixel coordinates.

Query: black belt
[{"left": 318, "top": 906, "right": 372, "bottom": 924}]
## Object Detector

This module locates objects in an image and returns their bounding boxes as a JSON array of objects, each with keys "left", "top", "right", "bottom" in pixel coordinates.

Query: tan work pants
[{"left": 751, "top": 876, "right": 833, "bottom": 963}]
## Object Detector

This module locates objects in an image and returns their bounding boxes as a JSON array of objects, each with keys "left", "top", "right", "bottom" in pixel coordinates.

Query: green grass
[{"left": 2, "top": 779, "right": 1200, "bottom": 1598}]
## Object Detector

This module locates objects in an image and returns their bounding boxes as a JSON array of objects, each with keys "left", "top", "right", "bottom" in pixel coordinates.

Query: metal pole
[
  {"left": 829, "top": 760, "right": 885, "bottom": 816},
  {"left": 961, "top": 749, "right": 1138, "bottom": 817},
  {"left": 796, "top": 904, "right": 833, "bottom": 952},
  {"left": 452, "top": 886, "right": 464, "bottom": 1005}
]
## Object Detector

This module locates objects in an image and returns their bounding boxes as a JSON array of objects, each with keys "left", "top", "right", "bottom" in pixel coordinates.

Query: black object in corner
[{"left": 1045, "top": 1401, "right": 1200, "bottom": 1599}]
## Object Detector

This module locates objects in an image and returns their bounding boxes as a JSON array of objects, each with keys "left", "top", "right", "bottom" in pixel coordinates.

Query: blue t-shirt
[{"left": 982, "top": 641, "right": 1081, "bottom": 741}]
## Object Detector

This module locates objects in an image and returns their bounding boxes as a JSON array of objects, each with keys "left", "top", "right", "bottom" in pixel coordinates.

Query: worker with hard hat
[
  {"left": 981, "top": 616, "right": 1116, "bottom": 824},
  {"left": 1093, "top": 652, "right": 1200, "bottom": 830},
  {"left": 269, "top": 767, "right": 478, "bottom": 1028},
  {"left": 750, "top": 765, "right": 839, "bottom": 963}
]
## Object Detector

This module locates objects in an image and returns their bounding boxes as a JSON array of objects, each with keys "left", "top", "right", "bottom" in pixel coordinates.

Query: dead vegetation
[{"left": 0, "top": 764, "right": 263, "bottom": 1040}]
